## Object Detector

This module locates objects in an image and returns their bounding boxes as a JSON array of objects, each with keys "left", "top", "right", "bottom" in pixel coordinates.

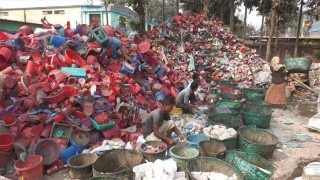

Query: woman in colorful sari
[{"left": 265, "top": 56, "right": 288, "bottom": 109}]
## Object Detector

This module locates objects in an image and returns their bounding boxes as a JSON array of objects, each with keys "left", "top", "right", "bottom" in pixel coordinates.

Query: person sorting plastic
[
  {"left": 265, "top": 56, "right": 289, "bottom": 109},
  {"left": 143, "top": 95, "right": 185, "bottom": 145},
  {"left": 176, "top": 81, "right": 200, "bottom": 113}
]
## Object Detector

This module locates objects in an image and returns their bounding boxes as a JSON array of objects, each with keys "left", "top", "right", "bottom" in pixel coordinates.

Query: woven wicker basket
[
  {"left": 242, "top": 107, "right": 272, "bottom": 129},
  {"left": 219, "top": 93, "right": 242, "bottom": 100},
  {"left": 238, "top": 126, "right": 278, "bottom": 159},
  {"left": 92, "top": 149, "right": 143, "bottom": 179},
  {"left": 186, "top": 157, "right": 244, "bottom": 180},
  {"left": 207, "top": 114, "right": 242, "bottom": 130},
  {"left": 210, "top": 135, "right": 238, "bottom": 150},
  {"left": 225, "top": 150, "right": 276, "bottom": 180},
  {"left": 198, "top": 140, "right": 226, "bottom": 159}
]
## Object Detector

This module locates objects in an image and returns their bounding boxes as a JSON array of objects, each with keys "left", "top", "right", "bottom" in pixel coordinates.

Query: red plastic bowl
[{"left": 136, "top": 42, "right": 150, "bottom": 54}]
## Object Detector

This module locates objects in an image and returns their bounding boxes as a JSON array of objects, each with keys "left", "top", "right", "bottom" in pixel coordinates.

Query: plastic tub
[
  {"left": 186, "top": 134, "right": 210, "bottom": 149},
  {"left": 169, "top": 146, "right": 199, "bottom": 166}
]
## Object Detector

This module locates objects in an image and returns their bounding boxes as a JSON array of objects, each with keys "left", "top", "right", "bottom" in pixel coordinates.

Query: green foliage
[
  {"left": 147, "top": 0, "right": 176, "bottom": 23},
  {"left": 181, "top": 0, "right": 203, "bottom": 13}
]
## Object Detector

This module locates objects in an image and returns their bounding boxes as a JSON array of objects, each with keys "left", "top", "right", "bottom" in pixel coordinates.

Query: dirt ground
[
  {"left": 269, "top": 96, "right": 320, "bottom": 180},
  {"left": 2, "top": 94, "right": 320, "bottom": 180}
]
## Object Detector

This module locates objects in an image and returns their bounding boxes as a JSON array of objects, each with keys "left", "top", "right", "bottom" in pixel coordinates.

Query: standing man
[
  {"left": 176, "top": 82, "right": 200, "bottom": 113},
  {"left": 143, "top": 95, "right": 184, "bottom": 145}
]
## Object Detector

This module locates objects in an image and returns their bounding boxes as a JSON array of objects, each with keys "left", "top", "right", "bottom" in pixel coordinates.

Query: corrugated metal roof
[{"left": 0, "top": 19, "right": 42, "bottom": 33}]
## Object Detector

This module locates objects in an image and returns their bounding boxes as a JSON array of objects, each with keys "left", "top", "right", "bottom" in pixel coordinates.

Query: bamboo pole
[{"left": 290, "top": 75, "right": 317, "bottom": 93}]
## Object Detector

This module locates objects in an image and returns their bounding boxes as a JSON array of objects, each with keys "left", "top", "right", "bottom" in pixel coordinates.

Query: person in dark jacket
[{"left": 265, "top": 56, "right": 289, "bottom": 109}]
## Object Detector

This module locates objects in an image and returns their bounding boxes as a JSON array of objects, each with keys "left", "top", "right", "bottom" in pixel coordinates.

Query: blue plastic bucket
[
  {"left": 60, "top": 145, "right": 86, "bottom": 164},
  {"left": 186, "top": 134, "right": 210, "bottom": 149},
  {"left": 50, "top": 35, "right": 67, "bottom": 47}
]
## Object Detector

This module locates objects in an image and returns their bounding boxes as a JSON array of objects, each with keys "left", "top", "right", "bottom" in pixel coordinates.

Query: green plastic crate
[
  {"left": 61, "top": 67, "right": 87, "bottom": 79},
  {"left": 90, "top": 118, "right": 116, "bottom": 131}
]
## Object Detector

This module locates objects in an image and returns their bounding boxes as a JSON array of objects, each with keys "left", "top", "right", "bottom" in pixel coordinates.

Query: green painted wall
[{"left": 0, "top": 19, "right": 42, "bottom": 33}]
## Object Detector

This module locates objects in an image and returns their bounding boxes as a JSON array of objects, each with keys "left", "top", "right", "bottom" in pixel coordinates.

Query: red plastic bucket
[
  {"left": 14, "top": 155, "right": 44, "bottom": 180},
  {"left": 0, "top": 47, "right": 13, "bottom": 67},
  {"left": 0, "top": 149, "right": 13, "bottom": 168},
  {"left": 0, "top": 134, "right": 14, "bottom": 151}
]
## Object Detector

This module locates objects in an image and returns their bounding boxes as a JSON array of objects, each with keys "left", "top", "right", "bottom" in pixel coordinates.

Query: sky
[{"left": 237, "top": 5, "right": 263, "bottom": 29}]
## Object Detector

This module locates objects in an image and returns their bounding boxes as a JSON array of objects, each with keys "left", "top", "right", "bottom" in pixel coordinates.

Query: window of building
[
  {"left": 0, "top": 12, "right": 9, "bottom": 16},
  {"left": 54, "top": 10, "right": 65, "bottom": 15},
  {"left": 42, "top": 11, "right": 53, "bottom": 15}
]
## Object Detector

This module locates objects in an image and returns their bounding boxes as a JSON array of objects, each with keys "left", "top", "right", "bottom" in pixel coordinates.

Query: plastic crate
[
  {"left": 89, "top": 117, "right": 116, "bottom": 131},
  {"left": 49, "top": 122, "right": 73, "bottom": 141},
  {"left": 61, "top": 67, "right": 87, "bottom": 79}
]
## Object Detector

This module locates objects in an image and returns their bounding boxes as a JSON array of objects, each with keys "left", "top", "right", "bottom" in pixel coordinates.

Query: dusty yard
[{"left": 270, "top": 96, "right": 320, "bottom": 179}]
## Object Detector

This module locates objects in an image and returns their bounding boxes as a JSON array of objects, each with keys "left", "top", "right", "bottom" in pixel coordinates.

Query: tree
[
  {"left": 229, "top": 0, "right": 235, "bottom": 32},
  {"left": 181, "top": 0, "right": 241, "bottom": 28},
  {"left": 242, "top": 0, "right": 261, "bottom": 39},
  {"left": 265, "top": 0, "right": 277, "bottom": 61},
  {"left": 127, "top": 0, "right": 148, "bottom": 34}
]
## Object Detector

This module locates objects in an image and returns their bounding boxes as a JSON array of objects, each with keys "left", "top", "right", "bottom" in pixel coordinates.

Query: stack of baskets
[
  {"left": 243, "top": 89, "right": 265, "bottom": 101},
  {"left": 242, "top": 107, "right": 272, "bottom": 129},
  {"left": 207, "top": 114, "right": 241, "bottom": 150},
  {"left": 207, "top": 114, "right": 242, "bottom": 131}
]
